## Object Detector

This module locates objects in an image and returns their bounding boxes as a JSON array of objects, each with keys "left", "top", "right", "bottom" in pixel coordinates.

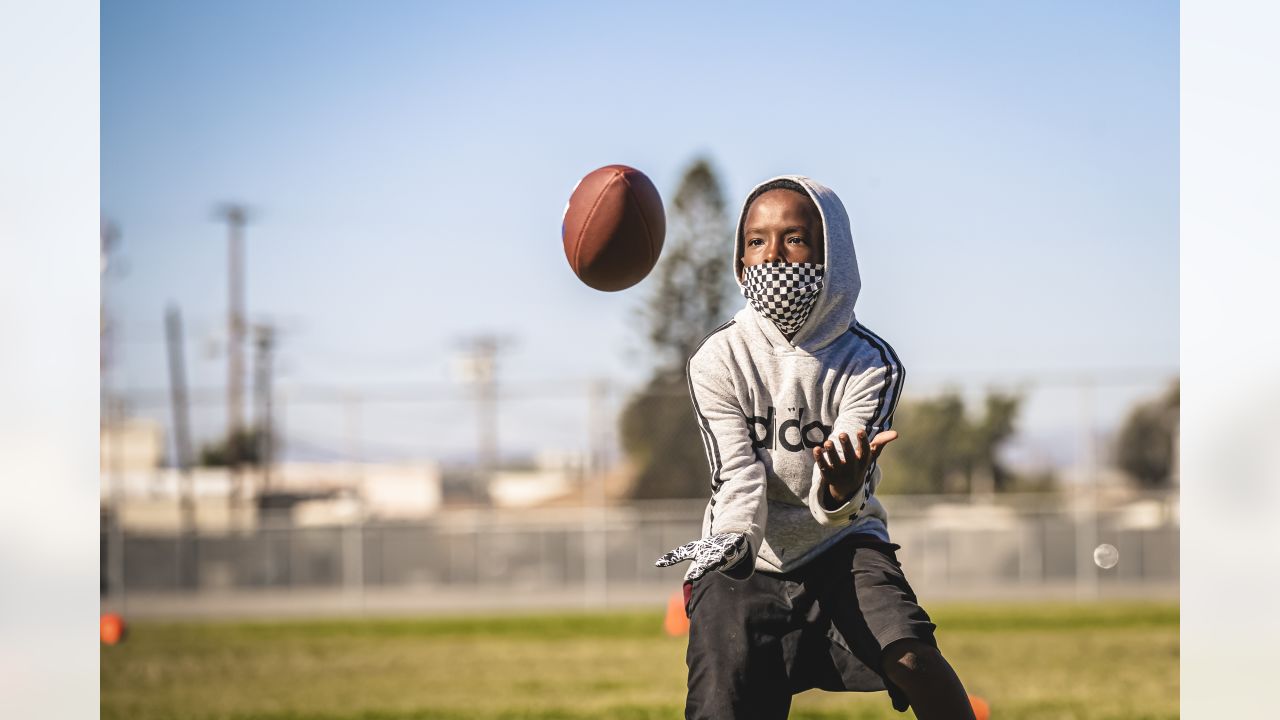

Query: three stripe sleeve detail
[
  {"left": 851, "top": 322, "right": 905, "bottom": 432},
  {"left": 686, "top": 320, "right": 737, "bottom": 497}
]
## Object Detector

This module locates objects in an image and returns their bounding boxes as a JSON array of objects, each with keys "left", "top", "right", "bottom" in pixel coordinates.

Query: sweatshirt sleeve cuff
[
  {"left": 808, "top": 471, "right": 868, "bottom": 528},
  {"left": 705, "top": 525, "right": 758, "bottom": 581},
  {"left": 718, "top": 540, "right": 756, "bottom": 580}
]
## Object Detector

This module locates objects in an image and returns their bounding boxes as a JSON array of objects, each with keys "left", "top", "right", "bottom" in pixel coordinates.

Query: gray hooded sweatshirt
[{"left": 687, "top": 175, "right": 904, "bottom": 576}]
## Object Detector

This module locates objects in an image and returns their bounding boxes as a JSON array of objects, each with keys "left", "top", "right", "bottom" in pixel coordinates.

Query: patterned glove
[{"left": 654, "top": 532, "right": 748, "bottom": 581}]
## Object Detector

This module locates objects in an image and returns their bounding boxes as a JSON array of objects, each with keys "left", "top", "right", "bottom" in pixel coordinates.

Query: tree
[
  {"left": 1114, "top": 380, "right": 1179, "bottom": 488},
  {"left": 882, "top": 394, "right": 968, "bottom": 494},
  {"left": 971, "top": 392, "right": 1021, "bottom": 492},
  {"left": 636, "top": 158, "right": 738, "bottom": 376},
  {"left": 879, "top": 390, "right": 1026, "bottom": 494},
  {"left": 619, "top": 378, "right": 711, "bottom": 499},
  {"left": 622, "top": 158, "right": 737, "bottom": 499},
  {"left": 198, "top": 426, "right": 267, "bottom": 467}
]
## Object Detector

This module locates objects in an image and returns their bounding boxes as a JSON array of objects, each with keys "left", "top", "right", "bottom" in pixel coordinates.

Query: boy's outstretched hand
[
  {"left": 813, "top": 429, "right": 899, "bottom": 509},
  {"left": 655, "top": 532, "right": 747, "bottom": 580}
]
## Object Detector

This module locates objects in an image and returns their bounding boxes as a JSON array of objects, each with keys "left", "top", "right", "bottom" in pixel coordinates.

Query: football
[{"left": 561, "top": 164, "right": 665, "bottom": 292}]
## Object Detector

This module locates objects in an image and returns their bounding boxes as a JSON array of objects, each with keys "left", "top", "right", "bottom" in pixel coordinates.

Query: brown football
[{"left": 562, "top": 164, "right": 665, "bottom": 292}]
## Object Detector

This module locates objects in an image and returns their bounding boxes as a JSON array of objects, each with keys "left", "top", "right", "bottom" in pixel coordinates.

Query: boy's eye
[
  {"left": 747, "top": 238, "right": 763, "bottom": 246},
  {"left": 787, "top": 236, "right": 805, "bottom": 244}
]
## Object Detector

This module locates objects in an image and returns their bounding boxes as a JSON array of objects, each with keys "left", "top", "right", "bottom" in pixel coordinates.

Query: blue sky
[{"left": 102, "top": 0, "right": 1178, "bottom": 464}]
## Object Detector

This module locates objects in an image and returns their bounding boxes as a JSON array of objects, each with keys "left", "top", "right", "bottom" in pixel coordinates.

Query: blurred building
[
  {"left": 99, "top": 417, "right": 165, "bottom": 473},
  {"left": 488, "top": 450, "right": 584, "bottom": 508},
  {"left": 101, "top": 422, "right": 443, "bottom": 531}
]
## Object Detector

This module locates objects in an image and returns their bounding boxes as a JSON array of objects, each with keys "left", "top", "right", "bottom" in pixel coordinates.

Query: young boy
[{"left": 656, "top": 176, "right": 975, "bottom": 719}]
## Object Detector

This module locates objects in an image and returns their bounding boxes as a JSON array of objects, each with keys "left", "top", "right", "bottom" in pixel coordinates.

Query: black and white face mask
[{"left": 741, "top": 262, "right": 825, "bottom": 336}]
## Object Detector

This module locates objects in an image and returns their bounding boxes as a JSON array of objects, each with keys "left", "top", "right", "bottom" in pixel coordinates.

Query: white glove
[{"left": 654, "top": 532, "right": 748, "bottom": 581}]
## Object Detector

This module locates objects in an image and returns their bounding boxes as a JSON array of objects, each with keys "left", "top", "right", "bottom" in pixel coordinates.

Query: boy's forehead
[{"left": 746, "top": 189, "right": 819, "bottom": 223}]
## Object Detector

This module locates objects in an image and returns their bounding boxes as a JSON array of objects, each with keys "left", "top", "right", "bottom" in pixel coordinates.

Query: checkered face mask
[{"left": 741, "top": 262, "right": 825, "bottom": 336}]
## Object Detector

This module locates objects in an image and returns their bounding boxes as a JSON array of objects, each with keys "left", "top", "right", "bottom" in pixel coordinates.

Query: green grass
[{"left": 101, "top": 602, "right": 1178, "bottom": 720}]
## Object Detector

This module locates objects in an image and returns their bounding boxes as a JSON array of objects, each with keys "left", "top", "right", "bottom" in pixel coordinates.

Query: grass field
[{"left": 101, "top": 602, "right": 1178, "bottom": 720}]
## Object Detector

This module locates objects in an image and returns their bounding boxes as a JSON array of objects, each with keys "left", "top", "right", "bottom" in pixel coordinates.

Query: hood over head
[{"left": 732, "top": 175, "right": 861, "bottom": 353}]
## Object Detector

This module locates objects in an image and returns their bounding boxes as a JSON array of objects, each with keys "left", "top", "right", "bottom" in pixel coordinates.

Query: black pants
[{"left": 684, "top": 534, "right": 937, "bottom": 719}]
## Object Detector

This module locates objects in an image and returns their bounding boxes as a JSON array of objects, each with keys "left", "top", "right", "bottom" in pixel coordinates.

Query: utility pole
[
  {"left": 1075, "top": 377, "right": 1100, "bottom": 601},
  {"left": 456, "top": 335, "right": 512, "bottom": 501},
  {"left": 216, "top": 203, "right": 249, "bottom": 528},
  {"left": 252, "top": 323, "right": 276, "bottom": 494},
  {"left": 165, "top": 304, "right": 198, "bottom": 588},
  {"left": 343, "top": 390, "right": 365, "bottom": 608},
  {"left": 100, "top": 217, "right": 120, "bottom": 373},
  {"left": 100, "top": 217, "right": 126, "bottom": 608},
  {"left": 584, "top": 378, "right": 609, "bottom": 608}
]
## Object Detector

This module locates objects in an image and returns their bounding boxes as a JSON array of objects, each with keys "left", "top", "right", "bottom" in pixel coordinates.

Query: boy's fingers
[
  {"left": 816, "top": 442, "right": 834, "bottom": 469},
  {"left": 812, "top": 446, "right": 828, "bottom": 471},
  {"left": 838, "top": 432, "right": 857, "bottom": 465},
  {"left": 853, "top": 429, "right": 868, "bottom": 460},
  {"left": 654, "top": 541, "right": 696, "bottom": 567},
  {"left": 686, "top": 562, "right": 711, "bottom": 581},
  {"left": 823, "top": 440, "right": 839, "bottom": 465},
  {"left": 870, "top": 430, "right": 900, "bottom": 458}
]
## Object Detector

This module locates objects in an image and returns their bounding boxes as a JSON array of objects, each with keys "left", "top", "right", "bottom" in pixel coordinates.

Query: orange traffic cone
[
  {"left": 101, "top": 613, "right": 127, "bottom": 645},
  {"left": 663, "top": 589, "right": 690, "bottom": 636}
]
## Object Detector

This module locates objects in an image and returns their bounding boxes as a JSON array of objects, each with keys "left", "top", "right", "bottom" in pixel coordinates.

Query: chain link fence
[
  {"left": 101, "top": 493, "right": 1177, "bottom": 618},
  {"left": 101, "top": 372, "right": 1179, "bottom": 617}
]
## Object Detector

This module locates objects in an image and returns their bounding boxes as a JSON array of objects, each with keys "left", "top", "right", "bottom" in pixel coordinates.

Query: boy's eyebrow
[{"left": 744, "top": 225, "right": 809, "bottom": 235}]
